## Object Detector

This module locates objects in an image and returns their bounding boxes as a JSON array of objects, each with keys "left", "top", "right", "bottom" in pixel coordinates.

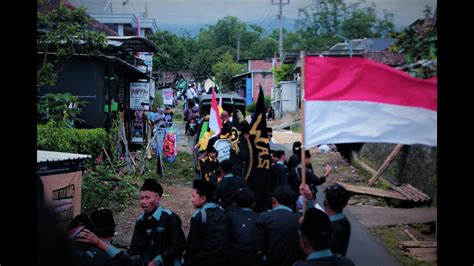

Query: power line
[
  {"left": 271, "top": 0, "right": 290, "bottom": 62},
  {"left": 255, "top": 5, "right": 273, "bottom": 27}
]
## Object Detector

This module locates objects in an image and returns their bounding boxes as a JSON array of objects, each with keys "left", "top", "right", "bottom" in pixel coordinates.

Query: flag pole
[{"left": 300, "top": 50, "right": 307, "bottom": 212}]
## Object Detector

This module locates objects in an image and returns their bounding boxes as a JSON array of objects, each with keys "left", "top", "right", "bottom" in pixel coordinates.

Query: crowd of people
[
  {"left": 39, "top": 98, "right": 355, "bottom": 266},
  {"left": 51, "top": 134, "right": 354, "bottom": 266},
  {"left": 57, "top": 172, "right": 354, "bottom": 266}
]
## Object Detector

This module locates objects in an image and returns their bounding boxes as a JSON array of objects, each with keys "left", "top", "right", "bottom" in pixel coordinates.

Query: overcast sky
[{"left": 109, "top": 0, "right": 437, "bottom": 35}]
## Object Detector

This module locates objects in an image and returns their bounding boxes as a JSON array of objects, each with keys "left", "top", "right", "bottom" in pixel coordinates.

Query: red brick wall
[
  {"left": 252, "top": 73, "right": 273, "bottom": 101},
  {"left": 249, "top": 60, "right": 273, "bottom": 71}
]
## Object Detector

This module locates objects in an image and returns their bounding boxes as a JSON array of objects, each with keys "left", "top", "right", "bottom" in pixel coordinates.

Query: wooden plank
[
  {"left": 401, "top": 241, "right": 437, "bottom": 248},
  {"left": 398, "top": 186, "right": 421, "bottom": 201},
  {"left": 300, "top": 51, "right": 307, "bottom": 213},
  {"left": 406, "top": 184, "right": 431, "bottom": 201},
  {"left": 404, "top": 229, "right": 418, "bottom": 242},
  {"left": 415, "top": 254, "right": 437, "bottom": 262},
  {"left": 401, "top": 185, "right": 425, "bottom": 201},
  {"left": 408, "top": 248, "right": 438, "bottom": 254},
  {"left": 300, "top": 50, "right": 306, "bottom": 213},
  {"left": 392, "top": 187, "right": 413, "bottom": 201},
  {"left": 368, "top": 144, "right": 404, "bottom": 186},
  {"left": 338, "top": 182, "right": 407, "bottom": 200},
  {"left": 102, "top": 147, "right": 118, "bottom": 175}
]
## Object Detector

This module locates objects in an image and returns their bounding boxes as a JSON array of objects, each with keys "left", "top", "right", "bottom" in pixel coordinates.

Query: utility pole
[
  {"left": 237, "top": 31, "right": 241, "bottom": 61},
  {"left": 272, "top": 0, "right": 290, "bottom": 63}
]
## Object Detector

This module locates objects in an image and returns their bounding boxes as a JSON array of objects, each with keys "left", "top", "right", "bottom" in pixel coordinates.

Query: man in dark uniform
[
  {"left": 129, "top": 179, "right": 186, "bottom": 266},
  {"left": 74, "top": 208, "right": 134, "bottom": 266},
  {"left": 324, "top": 183, "right": 352, "bottom": 255},
  {"left": 216, "top": 159, "right": 247, "bottom": 212},
  {"left": 227, "top": 188, "right": 259, "bottom": 266},
  {"left": 184, "top": 180, "right": 229, "bottom": 266},
  {"left": 269, "top": 150, "right": 288, "bottom": 193},
  {"left": 255, "top": 186, "right": 303, "bottom": 266},
  {"left": 289, "top": 150, "right": 330, "bottom": 198},
  {"left": 294, "top": 208, "right": 354, "bottom": 266},
  {"left": 200, "top": 146, "right": 220, "bottom": 184},
  {"left": 68, "top": 214, "right": 99, "bottom": 265}
]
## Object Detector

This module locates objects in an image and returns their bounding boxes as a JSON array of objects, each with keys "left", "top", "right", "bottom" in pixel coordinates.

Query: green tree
[
  {"left": 389, "top": 6, "right": 437, "bottom": 78},
  {"left": 148, "top": 30, "right": 192, "bottom": 72},
  {"left": 390, "top": 6, "right": 437, "bottom": 62},
  {"left": 296, "top": 0, "right": 395, "bottom": 50},
  {"left": 272, "top": 64, "right": 294, "bottom": 83},
  {"left": 37, "top": 93, "right": 87, "bottom": 127},
  {"left": 37, "top": 4, "right": 107, "bottom": 89},
  {"left": 190, "top": 49, "right": 219, "bottom": 82},
  {"left": 212, "top": 52, "right": 246, "bottom": 92}
]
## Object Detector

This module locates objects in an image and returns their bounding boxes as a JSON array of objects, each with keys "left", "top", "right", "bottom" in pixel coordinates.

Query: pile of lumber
[
  {"left": 393, "top": 184, "right": 430, "bottom": 202},
  {"left": 400, "top": 240, "right": 437, "bottom": 263},
  {"left": 338, "top": 182, "right": 430, "bottom": 203},
  {"left": 400, "top": 229, "right": 437, "bottom": 263},
  {"left": 338, "top": 182, "right": 406, "bottom": 200}
]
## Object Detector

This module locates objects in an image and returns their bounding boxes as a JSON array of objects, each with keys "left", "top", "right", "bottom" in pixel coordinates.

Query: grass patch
[
  {"left": 140, "top": 151, "right": 194, "bottom": 182},
  {"left": 172, "top": 104, "right": 185, "bottom": 122},
  {"left": 163, "top": 152, "right": 195, "bottom": 180},
  {"left": 291, "top": 123, "right": 301, "bottom": 133},
  {"left": 370, "top": 225, "right": 436, "bottom": 266}
]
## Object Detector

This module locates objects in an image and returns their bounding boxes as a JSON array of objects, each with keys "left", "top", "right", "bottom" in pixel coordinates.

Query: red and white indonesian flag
[
  {"left": 304, "top": 57, "right": 437, "bottom": 147},
  {"left": 209, "top": 87, "right": 222, "bottom": 137}
]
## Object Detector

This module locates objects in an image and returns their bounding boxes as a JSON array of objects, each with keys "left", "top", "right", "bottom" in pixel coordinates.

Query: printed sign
[
  {"left": 214, "top": 139, "right": 232, "bottom": 162},
  {"left": 130, "top": 82, "right": 150, "bottom": 110},
  {"left": 131, "top": 121, "right": 144, "bottom": 143},
  {"left": 40, "top": 171, "right": 82, "bottom": 227},
  {"left": 162, "top": 88, "right": 174, "bottom": 106}
]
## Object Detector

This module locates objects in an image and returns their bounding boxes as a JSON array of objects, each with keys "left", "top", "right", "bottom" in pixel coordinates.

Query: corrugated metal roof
[{"left": 37, "top": 150, "right": 91, "bottom": 163}]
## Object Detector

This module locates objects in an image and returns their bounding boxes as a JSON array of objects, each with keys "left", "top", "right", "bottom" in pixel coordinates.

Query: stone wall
[{"left": 358, "top": 143, "right": 437, "bottom": 204}]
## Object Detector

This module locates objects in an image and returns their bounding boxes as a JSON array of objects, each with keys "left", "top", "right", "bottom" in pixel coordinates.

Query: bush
[
  {"left": 153, "top": 92, "right": 164, "bottom": 110},
  {"left": 37, "top": 121, "right": 109, "bottom": 158},
  {"left": 81, "top": 161, "right": 139, "bottom": 213}
]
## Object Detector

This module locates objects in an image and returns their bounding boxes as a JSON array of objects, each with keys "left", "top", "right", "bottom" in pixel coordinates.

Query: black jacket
[
  {"left": 129, "top": 207, "right": 185, "bottom": 265},
  {"left": 78, "top": 243, "right": 134, "bottom": 266},
  {"left": 184, "top": 203, "right": 229, "bottom": 266},
  {"left": 217, "top": 174, "right": 247, "bottom": 212},
  {"left": 255, "top": 205, "right": 303, "bottom": 266},
  {"left": 269, "top": 161, "right": 288, "bottom": 193},
  {"left": 294, "top": 252, "right": 354, "bottom": 266},
  {"left": 329, "top": 215, "right": 351, "bottom": 255},
  {"left": 227, "top": 208, "right": 260, "bottom": 266},
  {"left": 289, "top": 164, "right": 326, "bottom": 197},
  {"left": 287, "top": 154, "right": 300, "bottom": 171},
  {"left": 201, "top": 157, "right": 220, "bottom": 184}
]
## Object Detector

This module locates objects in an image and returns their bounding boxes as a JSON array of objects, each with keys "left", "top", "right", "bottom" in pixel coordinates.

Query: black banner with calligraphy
[
  {"left": 245, "top": 86, "right": 271, "bottom": 212},
  {"left": 229, "top": 104, "right": 247, "bottom": 178}
]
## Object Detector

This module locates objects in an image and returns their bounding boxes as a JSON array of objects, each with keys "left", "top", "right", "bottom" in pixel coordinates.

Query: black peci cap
[{"left": 141, "top": 178, "right": 163, "bottom": 196}]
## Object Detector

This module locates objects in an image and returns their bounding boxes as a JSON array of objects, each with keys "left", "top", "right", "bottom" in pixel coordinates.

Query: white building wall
[{"left": 279, "top": 81, "right": 298, "bottom": 113}]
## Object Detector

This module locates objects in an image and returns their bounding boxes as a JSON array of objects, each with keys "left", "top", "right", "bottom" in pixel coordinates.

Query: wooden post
[
  {"left": 368, "top": 144, "right": 404, "bottom": 186},
  {"left": 300, "top": 50, "right": 307, "bottom": 212},
  {"left": 102, "top": 147, "right": 118, "bottom": 175}
]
